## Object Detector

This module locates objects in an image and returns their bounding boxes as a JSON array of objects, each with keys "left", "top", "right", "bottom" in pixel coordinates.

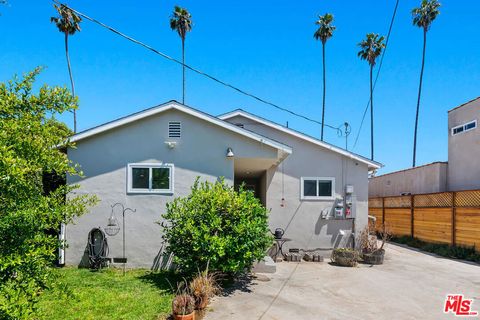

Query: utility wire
[
  {"left": 352, "top": 0, "right": 400, "bottom": 149},
  {"left": 55, "top": 1, "right": 342, "bottom": 133}
]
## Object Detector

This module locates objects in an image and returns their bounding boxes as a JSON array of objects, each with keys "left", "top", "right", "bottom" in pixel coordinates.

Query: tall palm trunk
[
  {"left": 412, "top": 29, "right": 427, "bottom": 167},
  {"left": 321, "top": 42, "right": 326, "bottom": 141},
  {"left": 65, "top": 32, "right": 76, "bottom": 133},
  {"left": 182, "top": 37, "right": 185, "bottom": 104},
  {"left": 370, "top": 64, "right": 374, "bottom": 160}
]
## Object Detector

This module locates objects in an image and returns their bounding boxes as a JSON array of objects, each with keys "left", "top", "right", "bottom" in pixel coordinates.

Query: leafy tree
[
  {"left": 170, "top": 6, "right": 192, "bottom": 104},
  {"left": 0, "top": 68, "right": 96, "bottom": 319},
  {"left": 357, "top": 33, "right": 385, "bottom": 161},
  {"left": 162, "top": 178, "right": 273, "bottom": 275},
  {"left": 411, "top": 0, "right": 440, "bottom": 167},
  {"left": 51, "top": 3, "right": 82, "bottom": 133},
  {"left": 314, "top": 13, "right": 335, "bottom": 141}
]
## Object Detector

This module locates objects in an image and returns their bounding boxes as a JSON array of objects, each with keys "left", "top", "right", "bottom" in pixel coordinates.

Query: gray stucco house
[{"left": 66, "top": 100, "right": 381, "bottom": 268}]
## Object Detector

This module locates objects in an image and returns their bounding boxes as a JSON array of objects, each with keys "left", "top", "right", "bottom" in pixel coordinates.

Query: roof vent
[{"left": 168, "top": 121, "right": 181, "bottom": 138}]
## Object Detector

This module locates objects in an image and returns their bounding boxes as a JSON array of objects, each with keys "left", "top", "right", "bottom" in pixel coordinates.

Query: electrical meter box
[
  {"left": 345, "top": 185, "right": 354, "bottom": 194},
  {"left": 344, "top": 185, "right": 355, "bottom": 219},
  {"left": 334, "top": 201, "right": 344, "bottom": 219}
]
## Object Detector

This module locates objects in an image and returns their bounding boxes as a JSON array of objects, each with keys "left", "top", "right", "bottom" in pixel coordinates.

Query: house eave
[{"left": 219, "top": 109, "right": 382, "bottom": 170}]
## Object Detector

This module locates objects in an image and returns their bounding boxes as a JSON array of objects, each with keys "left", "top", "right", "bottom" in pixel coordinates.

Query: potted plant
[
  {"left": 360, "top": 223, "right": 391, "bottom": 265},
  {"left": 331, "top": 248, "right": 359, "bottom": 267},
  {"left": 190, "top": 269, "right": 219, "bottom": 310},
  {"left": 172, "top": 294, "right": 195, "bottom": 320}
]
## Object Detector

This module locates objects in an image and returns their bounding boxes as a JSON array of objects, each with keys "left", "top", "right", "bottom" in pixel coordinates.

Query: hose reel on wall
[{"left": 87, "top": 227, "right": 109, "bottom": 269}]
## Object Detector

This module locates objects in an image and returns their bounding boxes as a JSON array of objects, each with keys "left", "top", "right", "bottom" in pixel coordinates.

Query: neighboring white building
[
  {"left": 66, "top": 101, "right": 381, "bottom": 268},
  {"left": 370, "top": 97, "right": 479, "bottom": 197},
  {"left": 448, "top": 97, "right": 480, "bottom": 191}
]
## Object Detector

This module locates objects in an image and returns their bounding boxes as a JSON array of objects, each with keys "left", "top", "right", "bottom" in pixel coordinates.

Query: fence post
[
  {"left": 411, "top": 194, "right": 414, "bottom": 238},
  {"left": 382, "top": 197, "right": 385, "bottom": 228},
  {"left": 452, "top": 192, "right": 456, "bottom": 246}
]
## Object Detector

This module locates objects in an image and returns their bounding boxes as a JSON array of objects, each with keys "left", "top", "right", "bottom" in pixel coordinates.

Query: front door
[{"left": 234, "top": 177, "right": 260, "bottom": 201}]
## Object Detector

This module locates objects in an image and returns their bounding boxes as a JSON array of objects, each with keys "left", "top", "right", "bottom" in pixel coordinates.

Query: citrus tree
[
  {"left": 162, "top": 178, "right": 273, "bottom": 275},
  {"left": 0, "top": 68, "right": 96, "bottom": 319}
]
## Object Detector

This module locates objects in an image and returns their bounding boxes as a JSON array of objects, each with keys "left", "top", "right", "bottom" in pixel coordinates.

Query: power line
[
  {"left": 55, "top": 1, "right": 342, "bottom": 133},
  {"left": 352, "top": 0, "right": 400, "bottom": 150}
]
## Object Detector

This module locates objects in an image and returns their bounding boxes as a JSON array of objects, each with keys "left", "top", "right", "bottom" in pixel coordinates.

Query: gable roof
[
  {"left": 69, "top": 101, "right": 292, "bottom": 155},
  {"left": 218, "top": 109, "right": 382, "bottom": 170}
]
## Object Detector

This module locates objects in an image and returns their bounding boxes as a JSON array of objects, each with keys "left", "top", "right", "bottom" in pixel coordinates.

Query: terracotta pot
[{"left": 173, "top": 312, "right": 195, "bottom": 320}]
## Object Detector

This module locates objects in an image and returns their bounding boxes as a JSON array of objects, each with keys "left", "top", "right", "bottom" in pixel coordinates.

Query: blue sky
[{"left": 1, "top": 0, "right": 479, "bottom": 174}]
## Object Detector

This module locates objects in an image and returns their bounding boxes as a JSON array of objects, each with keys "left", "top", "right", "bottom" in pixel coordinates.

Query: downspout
[{"left": 59, "top": 222, "right": 66, "bottom": 266}]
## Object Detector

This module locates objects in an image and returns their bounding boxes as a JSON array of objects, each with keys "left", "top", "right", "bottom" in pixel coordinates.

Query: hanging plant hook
[{"left": 109, "top": 202, "right": 136, "bottom": 275}]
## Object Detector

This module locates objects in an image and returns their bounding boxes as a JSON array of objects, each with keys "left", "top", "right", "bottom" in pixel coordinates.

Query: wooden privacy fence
[{"left": 369, "top": 190, "right": 480, "bottom": 251}]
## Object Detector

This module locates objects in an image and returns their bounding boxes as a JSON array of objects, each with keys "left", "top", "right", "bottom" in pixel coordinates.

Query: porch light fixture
[
  {"left": 226, "top": 147, "right": 234, "bottom": 158},
  {"left": 165, "top": 141, "right": 177, "bottom": 149}
]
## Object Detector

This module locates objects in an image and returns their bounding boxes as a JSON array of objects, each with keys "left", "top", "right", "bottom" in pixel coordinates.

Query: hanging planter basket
[
  {"left": 104, "top": 225, "right": 120, "bottom": 236},
  {"left": 104, "top": 215, "right": 120, "bottom": 236}
]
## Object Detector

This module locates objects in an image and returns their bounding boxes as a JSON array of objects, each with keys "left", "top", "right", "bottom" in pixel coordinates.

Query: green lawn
[{"left": 36, "top": 267, "right": 179, "bottom": 320}]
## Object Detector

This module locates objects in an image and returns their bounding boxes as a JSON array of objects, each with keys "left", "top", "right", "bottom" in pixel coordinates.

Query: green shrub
[
  {"left": 0, "top": 69, "right": 97, "bottom": 319},
  {"left": 161, "top": 178, "right": 273, "bottom": 275},
  {"left": 391, "top": 236, "right": 480, "bottom": 263}
]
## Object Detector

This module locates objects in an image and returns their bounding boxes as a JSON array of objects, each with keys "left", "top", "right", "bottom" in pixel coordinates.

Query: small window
[
  {"left": 168, "top": 121, "right": 181, "bottom": 138},
  {"left": 453, "top": 126, "right": 464, "bottom": 135},
  {"left": 234, "top": 123, "right": 244, "bottom": 128},
  {"left": 127, "top": 163, "right": 174, "bottom": 194},
  {"left": 451, "top": 120, "right": 477, "bottom": 136},
  {"left": 465, "top": 121, "right": 476, "bottom": 130},
  {"left": 300, "top": 177, "right": 335, "bottom": 200}
]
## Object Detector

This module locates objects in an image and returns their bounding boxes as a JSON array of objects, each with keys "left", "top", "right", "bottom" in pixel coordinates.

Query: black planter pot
[{"left": 362, "top": 249, "right": 385, "bottom": 265}]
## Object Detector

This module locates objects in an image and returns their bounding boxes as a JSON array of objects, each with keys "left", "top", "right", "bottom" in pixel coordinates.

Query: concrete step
[{"left": 252, "top": 255, "right": 276, "bottom": 273}]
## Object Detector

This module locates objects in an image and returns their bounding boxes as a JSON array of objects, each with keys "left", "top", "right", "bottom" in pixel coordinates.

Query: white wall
[{"left": 369, "top": 162, "right": 448, "bottom": 197}]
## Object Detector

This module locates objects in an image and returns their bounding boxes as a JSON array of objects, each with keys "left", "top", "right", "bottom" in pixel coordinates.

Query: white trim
[
  {"left": 127, "top": 163, "right": 174, "bottom": 194},
  {"left": 300, "top": 177, "right": 336, "bottom": 200},
  {"left": 219, "top": 110, "right": 381, "bottom": 170},
  {"left": 70, "top": 101, "right": 292, "bottom": 156},
  {"left": 451, "top": 120, "right": 477, "bottom": 136}
]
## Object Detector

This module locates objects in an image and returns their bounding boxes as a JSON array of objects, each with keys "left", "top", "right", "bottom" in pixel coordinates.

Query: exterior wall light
[
  {"left": 226, "top": 147, "right": 234, "bottom": 158},
  {"left": 165, "top": 141, "right": 177, "bottom": 149}
]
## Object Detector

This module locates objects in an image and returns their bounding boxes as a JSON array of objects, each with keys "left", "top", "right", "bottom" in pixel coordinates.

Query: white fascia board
[
  {"left": 69, "top": 101, "right": 292, "bottom": 156},
  {"left": 219, "top": 110, "right": 382, "bottom": 170}
]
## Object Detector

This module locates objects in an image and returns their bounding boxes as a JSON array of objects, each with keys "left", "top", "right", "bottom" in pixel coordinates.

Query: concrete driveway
[{"left": 205, "top": 244, "right": 480, "bottom": 320}]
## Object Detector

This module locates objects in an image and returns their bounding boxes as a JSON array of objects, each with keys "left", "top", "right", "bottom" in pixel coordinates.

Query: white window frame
[
  {"left": 127, "top": 163, "right": 174, "bottom": 194},
  {"left": 300, "top": 177, "right": 335, "bottom": 200},
  {"left": 451, "top": 120, "right": 477, "bottom": 136}
]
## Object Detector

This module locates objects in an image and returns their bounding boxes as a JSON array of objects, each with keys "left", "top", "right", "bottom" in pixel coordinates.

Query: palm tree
[
  {"left": 314, "top": 13, "right": 335, "bottom": 141},
  {"left": 170, "top": 6, "right": 192, "bottom": 104},
  {"left": 358, "top": 33, "right": 385, "bottom": 161},
  {"left": 51, "top": 4, "right": 82, "bottom": 133},
  {"left": 411, "top": 0, "right": 440, "bottom": 167}
]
